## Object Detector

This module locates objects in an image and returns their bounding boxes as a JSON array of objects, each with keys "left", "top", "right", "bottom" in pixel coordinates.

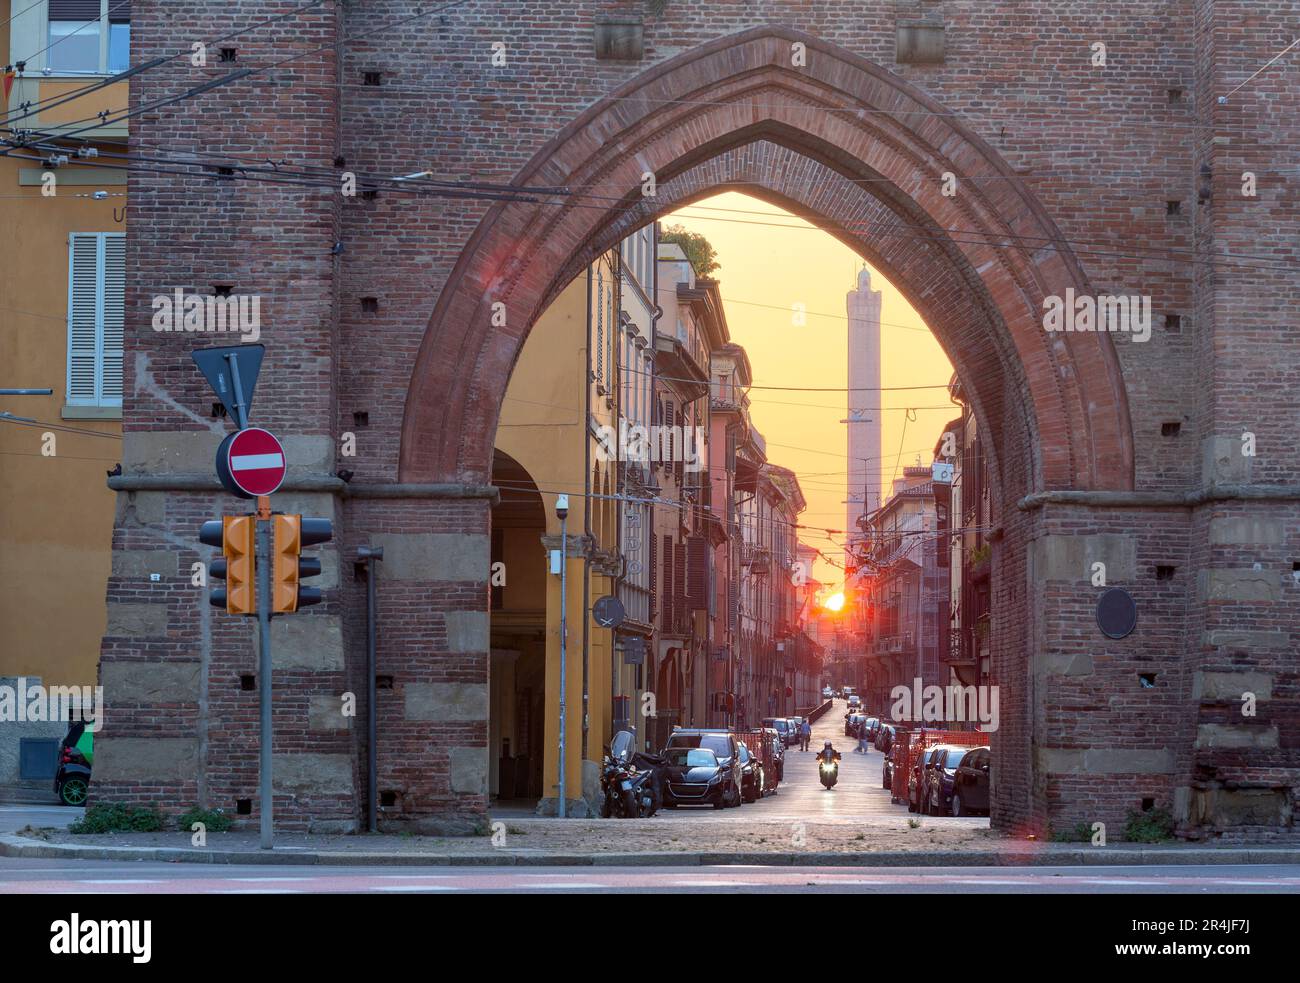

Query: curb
[{"left": 3, "top": 836, "right": 1298, "bottom": 868}]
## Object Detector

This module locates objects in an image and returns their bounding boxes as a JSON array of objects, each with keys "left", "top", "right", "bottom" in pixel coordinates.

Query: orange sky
[{"left": 666, "top": 192, "right": 958, "bottom": 592}]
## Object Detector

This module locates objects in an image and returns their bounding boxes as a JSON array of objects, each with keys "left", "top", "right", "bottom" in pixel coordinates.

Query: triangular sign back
[{"left": 191, "top": 344, "right": 264, "bottom": 426}]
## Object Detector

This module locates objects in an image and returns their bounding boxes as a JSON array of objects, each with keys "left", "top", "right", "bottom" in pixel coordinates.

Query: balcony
[
  {"left": 741, "top": 543, "right": 771, "bottom": 575},
  {"left": 654, "top": 327, "right": 709, "bottom": 400}
]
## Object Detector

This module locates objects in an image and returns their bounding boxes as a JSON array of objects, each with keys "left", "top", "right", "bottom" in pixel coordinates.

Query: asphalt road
[
  {"left": 708, "top": 702, "right": 984, "bottom": 823},
  {"left": 0, "top": 804, "right": 81, "bottom": 835},
  {"left": 2, "top": 857, "right": 1297, "bottom": 893}
]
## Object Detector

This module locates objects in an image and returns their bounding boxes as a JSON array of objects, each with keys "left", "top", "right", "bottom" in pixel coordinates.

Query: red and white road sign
[{"left": 224, "top": 427, "right": 286, "bottom": 496}]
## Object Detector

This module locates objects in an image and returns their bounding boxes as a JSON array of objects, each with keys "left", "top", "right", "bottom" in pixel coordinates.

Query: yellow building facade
[
  {"left": 1, "top": 0, "right": 129, "bottom": 691},
  {"left": 492, "top": 233, "right": 650, "bottom": 814}
]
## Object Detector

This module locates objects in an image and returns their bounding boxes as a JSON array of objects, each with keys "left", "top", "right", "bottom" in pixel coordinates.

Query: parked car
[
  {"left": 875, "top": 724, "right": 896, "bottom": 755},
  {"left": 883, "top": 738, "right": 904, "bottom": 795},
  {"left": 908, "top": 746, "right": 944, "bottom": 812},
  {"left": 761, "top": 717, "right": 792, "bottom": 747},
  {"left": 764, "top": 730, "right": 785, "bottom": 788},
  {"left": 784, "top": 718, "right": 800, "bottom": 746},
  {"left": 924, "top": 745, "right": 971, "bottom": 815},
  {"left": 863, "top": 717, "right": 881, "bottom": 741},
  {"left": 759, "top": 727, "right": 785, "bottom": 781},
  {"left": 736, "top": 741, "right": 765, "bottom": 803},
  {"left": 55, "top": 720, "right": 93, "bottom": 807},
  {"left": 844, "top": 712, "right": 865, "bottom": 737},
  {"left": 951, "top": 746, "right": 991, "bottom": 815},
  {"left": 661, "top": 747, "right": 733, "bottom": 808},
  {"left": 663, "top": 729, "right": 742, "bottom": 808}
]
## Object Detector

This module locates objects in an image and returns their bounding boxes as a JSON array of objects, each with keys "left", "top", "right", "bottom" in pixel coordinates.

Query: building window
[
  {"left": 46, "top": 0, "right": 130, "bottom": 76},
  {"left": 66, "top": 232, "right": 124, "bottom": 407}
]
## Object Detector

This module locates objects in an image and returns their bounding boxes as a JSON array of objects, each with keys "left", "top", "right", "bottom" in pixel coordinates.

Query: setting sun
[{"left": 823, "top": 591, "right": 846, "bottom": 612}]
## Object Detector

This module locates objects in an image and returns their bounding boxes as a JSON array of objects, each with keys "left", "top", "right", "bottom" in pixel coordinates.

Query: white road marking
[
  {"left": 78, "top": 879, "right": 164, "bottom": 885},
  {"left": 374, "top": 885, "right": 459, "bottom": 892},
  {"left": 229, "top": 877, "right": 315, "bottom": 883}
]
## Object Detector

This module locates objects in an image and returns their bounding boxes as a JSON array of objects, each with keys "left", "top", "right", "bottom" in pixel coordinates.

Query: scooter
[
  {"left": 818, "top": 751, "right": 841, "bottom": 790},
  {"left": 600, "top": 730, "right": 659, "bottom": 818}
]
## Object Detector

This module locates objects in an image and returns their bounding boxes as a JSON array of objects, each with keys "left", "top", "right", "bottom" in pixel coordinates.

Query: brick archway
[{"left": 401, "top": 25, "right": 1133, "bottom": 498}]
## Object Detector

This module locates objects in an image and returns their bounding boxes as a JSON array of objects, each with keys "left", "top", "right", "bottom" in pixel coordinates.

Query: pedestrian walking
[
  {"left": 856, "top": 719, "right": 869, "bottom": 754},
  {"left": 800, "top": 719, "right": 811, "bottom": 751}
]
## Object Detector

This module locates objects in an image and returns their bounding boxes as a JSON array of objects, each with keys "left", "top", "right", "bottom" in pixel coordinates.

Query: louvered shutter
[
  {"left": 662, "top": 534, "right": 674, "bottom": 629},
  {"left": 686, "top": 536, "right": 709, "bottom": 610},
  {"left": 49, "top": 0, "right": 102, "bottom": 19},
  {"left": 66, "top": 234, "right": 100, "bottom": 403},
  {"left": 66, "top": 232, "right": 124, "bottom": 405},
  {"left": 728, "top": 576, "right": 738, "bottom": 633},
  {"left": 648, "top": 527, "right": 657, "bottom": 621},
  {"left": 594, "top": 269, "right": 604, "bottom": 388},
  {"left": 100, "top": 233, "right": 124, "bottom": 401},
  {"left": 673, "top": 543, "right": 686, "bottom": 630}
]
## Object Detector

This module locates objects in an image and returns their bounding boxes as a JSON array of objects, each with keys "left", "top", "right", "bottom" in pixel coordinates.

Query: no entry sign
[{"left": 217, "top": 427, "right": 286, "bottom": 498}]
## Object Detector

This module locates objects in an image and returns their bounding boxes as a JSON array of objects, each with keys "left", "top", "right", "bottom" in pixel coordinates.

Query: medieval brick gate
[{"left": 97, "top": 3, "right": 1298, "bottom": 839}]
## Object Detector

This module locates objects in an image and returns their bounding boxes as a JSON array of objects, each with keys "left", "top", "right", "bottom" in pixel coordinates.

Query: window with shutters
[
  {"left": 65, "top": 232, "right": 124, "bottom": 408},
  {"left": 648, "top": 526, "right": 657, "bottom": 620},
  {"left": 673, "top": 543, "right": 686, "bottom": 631},
  {"left": 46, "top": 0, "right": 130, "bottom": 75},
  {"left": 594, "top": 267, "right": 605, "bottom": 390},
  {"left": 662, "top": 534, "right": 674, "bottom": 629}
]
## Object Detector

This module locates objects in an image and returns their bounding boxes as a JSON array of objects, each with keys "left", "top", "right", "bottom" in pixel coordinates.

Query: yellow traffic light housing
[
  {"left": 272, "top": 514, "right": 302, "bottom": 614},
  {"left": 223, "top": 515, "right": 257, "bottom": 615},
  {"left": 272, "top": 514, "right": 329, "bottom": 614}
]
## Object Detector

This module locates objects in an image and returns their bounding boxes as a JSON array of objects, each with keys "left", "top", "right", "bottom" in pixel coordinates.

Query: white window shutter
[
  {"left": 66, "top": 234, "right": 100, "bottom": 403},
  {"left": 100, "top": 233, "right": 125, "bottom": 403}
]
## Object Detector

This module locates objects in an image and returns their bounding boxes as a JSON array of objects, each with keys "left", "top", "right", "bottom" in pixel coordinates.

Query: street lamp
[{"left": 555, "top": 494, "right": 569, "bottom": 818}]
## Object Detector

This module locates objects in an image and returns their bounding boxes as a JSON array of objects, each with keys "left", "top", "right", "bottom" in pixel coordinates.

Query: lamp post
[{"left": 556, "top": 494, "right": 569, "bottom": 818}]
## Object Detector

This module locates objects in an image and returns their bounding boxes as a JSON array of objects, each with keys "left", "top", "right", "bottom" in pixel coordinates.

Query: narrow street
[{"left": 733, "top": 704, "right": 921, "bottom": 820}]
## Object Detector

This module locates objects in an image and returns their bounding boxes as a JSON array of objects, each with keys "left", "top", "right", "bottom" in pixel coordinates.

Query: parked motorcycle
[{"left": 600, "top": 731, "right": 659, "bottom": 818}]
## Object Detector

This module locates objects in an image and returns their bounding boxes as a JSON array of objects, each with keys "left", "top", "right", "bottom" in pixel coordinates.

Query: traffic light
[
  {"left": 271, "top": 514, "right": 332, "bottom": 614},
  {"left": 200, "top": 516, "right": 256, "bottom": 615}
]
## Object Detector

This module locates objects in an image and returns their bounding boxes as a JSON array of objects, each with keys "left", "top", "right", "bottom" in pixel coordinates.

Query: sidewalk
[{"left": 4, "top": 815, "right": 1298, "bottom": 868}]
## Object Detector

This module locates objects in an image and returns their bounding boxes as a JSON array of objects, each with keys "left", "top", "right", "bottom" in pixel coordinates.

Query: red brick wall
[{"left": 97, "top": 2, "right": 1297, "bottom": 838}]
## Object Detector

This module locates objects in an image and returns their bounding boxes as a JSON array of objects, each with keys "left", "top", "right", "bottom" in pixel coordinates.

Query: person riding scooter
[
  {"left": 816, "top": 740, "right": 842, "bottom": 765},
  {"left": 816, "top": 740, "right": 841, "bottom": 789}
]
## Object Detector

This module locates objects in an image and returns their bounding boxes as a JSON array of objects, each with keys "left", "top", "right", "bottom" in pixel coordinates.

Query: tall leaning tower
[{"left": 846, "top": 266, "right": 883, "bottom": 560}]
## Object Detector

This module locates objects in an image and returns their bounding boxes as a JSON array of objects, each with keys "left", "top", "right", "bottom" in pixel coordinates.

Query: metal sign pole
[
  {"left": 225, "top": 353, "right": 249, "bottom": 430},
  {"left": 256, "top": 495, "right": 273, "bottom": 849}
]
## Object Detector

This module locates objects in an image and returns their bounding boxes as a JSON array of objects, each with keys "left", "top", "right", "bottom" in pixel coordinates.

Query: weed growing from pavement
[
  {"left": 70, "top": 804, "right": 165, "bottom": 834},
  {"left": 1123, "top": 806, "right": 1175, "bottom": 843},
  {"left": 176, "top": 807, "right": 232, "bottom": 833},
  {"left": 1049, "top": 821, "right": 1095, "bottom": 843}
]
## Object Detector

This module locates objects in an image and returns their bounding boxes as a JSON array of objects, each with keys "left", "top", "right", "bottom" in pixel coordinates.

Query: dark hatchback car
[
  {"left": 663, "top": 729, "right": 742, "bottom": 808},
  {"left": 908, "top": 746, "right": 943, "bottom": 812},
  {"left": 950, "top": 746, "right": 991, "bottom": 815},
  {"left": 736, "top": 742, "right": 765, "bottom": 803},
  {"left": 924, "top": 745, "right": 972, "bottom": 815},
  {"left": 761, "top": 717, "right": 793, "bottom": 747},
  {"left": 661, "top": 747, "right": 731, "bottom": 808},
  {"left": 874, "top": 723, "right": 896, "bottom": 754}
]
